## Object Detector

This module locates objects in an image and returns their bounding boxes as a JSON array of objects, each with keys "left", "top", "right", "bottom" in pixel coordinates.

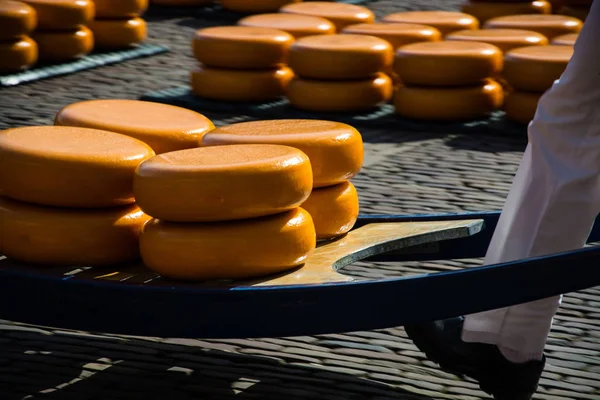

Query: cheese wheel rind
[
  {"left": 382, "top": 11, "right": 479, "bottom": 36},
  {"left": 32, "top": 26, "right": 94, "bottom": 62},
  {"left": 279, "top": 1, "right": 375, "bottom": 31},
  {"left": 238, "top": 13, "right": 336, "bottom": 39},
  {"left": 88, "top": 17, "right": 147, "bottom": 50},
  {"left": 445, "top": 28, "right": 549, "bottom": 53},
  {"left": 551, "top": 32, "right": 578, "bottom": 46},
  {"left": 461, "top": 0, "right": 551, "bottom": 24},
  {"left": 503, "top": 90, "right": 541, "bottom": 125},
  {"left": 0, "top": 1, "right": 37, "bottom": 40},
  {"left": 341, "top": 23, "right": 442, "bottom": 49},
  {"left": 21, "top": 0, "right": 94, "bottom": 30},
  {"left": 0, "top": 37, "right": 38, "bottom": 73},
  {"left": 483, "top": 14, "right": 583, "bottom": 40},
  {"left": 503, "top": 45, "right": 573, "bottom": 92},
  {"left": 220, "top": 0, "right": 301, "bottom": 13}
]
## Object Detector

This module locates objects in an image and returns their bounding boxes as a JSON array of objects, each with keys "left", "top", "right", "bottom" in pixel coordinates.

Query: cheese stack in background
[
  {"left": 278, "top": 1, "right": 374, "bottom": 31},
  {"left": 89, "top": 0, "right": 148, "bottom": 50},
  {"left": 220, "top": 0, "right": 301, "bottom": 14},
  {"left": 237, "top": 13, "right": 335, "bottom": 39},
  {"left": 0, "top": 1, "right": 38, "bottom": 73},
  {"left": 483, "top": 14, "right": 583, "bottom": 40},
  {"left": 190, "top": 26, "right": 295, "bottom": 102},
  {"left": 556, "top": 0, "right": 592, "bottom": 21},
  {"left": 460, "top": 0, "right": 551, "bottom": 25},
  {"left": 382, "top": 11, "right": 479, "bottom": 37}
]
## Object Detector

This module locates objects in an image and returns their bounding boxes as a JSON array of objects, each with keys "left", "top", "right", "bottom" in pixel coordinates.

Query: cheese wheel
[
  {"left": 192, "top": 26, "right": 294, "bottom": 69},
  {"left": 446, "top": 28, "right": 549, "bottom": 52},
  {"left": 140, "top": 208, "right": 316, "bottom": 281},
  {"left": 88, "top": 17, "right": 147, "bottom": 50},
  {"left": 503, "top": 90, "right": 541, "bottom": 124},
  {"left": 220, "top": 0, "right": 301, "bottom": 13},
  {"left": 382, "top": 11, "right": 479, "bottom": 36},
  {"left": 21, "top": 0, "right": 94, "bottom": 30},
  {"left": 558, "top": 5, "right": 589, "bottom": 20},
  {"left": 461, "top": 1, "right": 551, "bottom": 24},
  {"left": 301, "top": 181, "right": 358, "bottom": 240},
  {"left": 134, "top": 144, "right": 313, "bottom": 222},
  {"left": 279, "top": 2, "right": 374, "bottom": 31},
  {"left": 551, "top": 32, "right": 578, "bottom": 45},
  {"left": 503, "top": 45, "right": 573, "bottom": 92},
  {"left": 288, "top": 34, "right": 393, "bottom": 80},
  {"left": 0, "top": 126, "right": 155, "bottom": 208},
  {"left": 202, "top": 119, "right": 364, "bottom": 188},
  {"left": 0, "top": 198, "right": 150, "bottom": 266},
  {"left": 94, "top": 0, "right": 148, "bottom": 18},
  {"left": 238, "top": 13, "right": 335, "bottom": 39},
  {"left": 394, "top": 41, "right": 503, "bottom": 87},
  {"left": 393, "top": 79, "right": 504, "bottom": 121},
  {"left": 32, "top": 26, "right": 94, "bottom": 62},
  {"left": 150, "top": 0, "right": 212, "bottom": 4},
  {"left": 0, "top": 1, "right": 36, "bottom": 41},
  {"left": 190, "top": 65, "right": 293, "bottom": 102},
  {"left": 0, "top": 37, "right": 37, "bottom": 73},
  {"left": 55, "top": 99, "right": 214, "bottom": 155},
  {"left": 341, "top": 23, "right": 442, "bottom": 49},
  {"left": 483, "top": 14, "right": 583, "bottom": 39}
]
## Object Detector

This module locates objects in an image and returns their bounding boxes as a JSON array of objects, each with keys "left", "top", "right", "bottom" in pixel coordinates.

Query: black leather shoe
[{"left": 404, "top": 317, "right": 545, "bottom": 400}]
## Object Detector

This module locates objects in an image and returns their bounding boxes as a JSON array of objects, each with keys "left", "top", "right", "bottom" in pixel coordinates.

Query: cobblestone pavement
[{"left": 0, "top": 1, "right": 597, "bottom": 399}]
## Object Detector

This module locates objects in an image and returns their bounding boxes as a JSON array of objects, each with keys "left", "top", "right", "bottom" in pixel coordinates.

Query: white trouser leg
[{"left": 462, "top": 0, "right": 600, "bottom": 356}]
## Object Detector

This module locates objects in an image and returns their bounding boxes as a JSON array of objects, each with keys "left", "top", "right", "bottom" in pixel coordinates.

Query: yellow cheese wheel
[
  {"left": 341, "top": 23, "right": 442, "bottom": 49},
  {"left": 558, "top": 5, "right": 589, "bottom": 20},
  {"left": 394, "top": 79, "right": 504, "bottom": 121},
  {"left": 288, "top": 34, "right": 393, "bottom": 80},
  {"left": 279, "top": 1, "right": 374, "bottom": 31},
  {"left": 0, "top": 1, "right": 37, "bottom": 40},
  {"left": 394, "top": 41, "right": 503, "bottom": 87},
  {"left": 220, "top": 0, "right": 301, "bottom": 13},
  {"left": 238, "top": 13, "right": 335, "bottom": 39},
  {"left": 140, "top": 208, "right": 316, "bottom": 281},
  {"left": 94, "top": 0, "right": 148, "bottom": 18},
  {"left": 88, "top": 17, "right": 147, "bottom": 50},
  {"left": 0, "top": 37, "right": 37, "bottom": 73},
  {"left": 483, "top": 14, "right": 583, "bottom": 39},
  {"left": 192, "top": 26, "right": 294, "bottom": 69},
  {"left": 0, "top": 198, "right": 150, "bottom": 266},
  {"left": 134, "top": 144, "right": 313, "bottom": 222},
  {"left": 203, "top": 119, "right": 363, "bottom": 188},
  {"left": 0, "top": 126, "right": 155, "bottom": 208},
  {"left": 503, "top": 45, "right": 573, "bottom": 92},
  {"left": 55, "top": 99, "right": 214, "bottom": 155},
  {"left": 551, "top": 32, "right": 578, "bottom": 45},
  {"left": 503, "top": 90, "right": 541, "bottom": 124},
  {"left": 21, "top": 0, "right": 94, "bottom": 30},
  {"left": 301, "top": 181, "right": 359, "bottom": 240},
  {"left": 446, "top": 28, "right": 549, "bottom": 52},
  {"left": 461, "top": 0, "right": 551, "bottom": 24},
  {"left": 150, "top": 0, "right": 213, "bottom": 5},
  {"left": 32, "top": 26, "right": 94, "bottom": 62},
  {"left": 190, "top": 65, "right": 293, "bottom": 102},
  {"left": 382, "top": 11, "right": 479, "bottom": 36}
]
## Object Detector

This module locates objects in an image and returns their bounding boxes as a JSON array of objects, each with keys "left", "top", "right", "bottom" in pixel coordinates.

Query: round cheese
[
  {"left": 461, "top": 0, "right": 550, "bottom": 24},
  {"left": 203, "top": 119, "right": 363, "bottom": 188},
  {"left": 394, "top": 41, "right": 503, "bottom": 87},
  {"left": 238, "top": 13, "right": 335, "bottom": 39},
  {"left": 393, "top": 79, "right": 504, "bottom": 121},
  {"left": 192, "top": 26, "right": 294, "bottom": 69},
  {"left": 551, "top": 32, "right": 578, "bottom": 45},
  {"left": 220, "top": 0, "right": 301, "bottom": 13},
  {"left": 288, "top": 34, "right": 393, "bottom": 80},
  {"left": 301, "top": 181, "right": 358, "bottom": 240},
  {"left": 503, "top": 45, "right": 573, "bottom": 92},
  {"left": 54, "top": 99, "right": 214, "bottom": 155},
  {"left": 0, "top": 36, "right": 37, "bottom": 73},
  {"left": 279, "top": 1, "right": 374, "bottom": 31},
  {"left": 32, "top": 26, "right": 94, "bottom": 62},
  {"left": 0, "top": 126, "right": 155, "bottom": 208},
  {"left": 21, "top": 0, "right": 94, "bottom": 31},
  {"left": 134, "top": 144, "right": 313, "bottom": 222},
  {"left": 88, "top": 17, "right": 147, "bottom": 50},
  {"left": 94, "top": 0, "right": 148, "bottom": 18},
  {"left": 0, "top": 198, "right": 150, "bottom": 266},
  {"left": 503, "top": 90, "right": 541, "bottom": 125},
  {"left": 382, "top": 11, "right": 479, "bottom": 36},
  {"left": 558, "top": 5, "right": 589, "bottom": 21},
  {"left": 150, "top": 0, "right": 213, "bottom": 4},
  {"left": 446, "top": 28, "right": 549, "bottom": 52},
  {"left": 0, "top": 1, "right": 36, "bottom": 41},
  {"left": 341, "top": 23, "right": 441, "bottom": 49},
  {"left": 483, "top": 14, "right": 583, "bottom": 39}
]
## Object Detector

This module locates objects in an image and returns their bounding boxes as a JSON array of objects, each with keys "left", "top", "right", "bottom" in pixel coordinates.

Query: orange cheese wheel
[
  {"left": 461, "top": 0, "right": 551, "bottom": 24},
  {"left": 558, "top": 5, "right": 589, "bottom": 20},
  {"left": 301, "top": 181, "right": 359, "bottom": 240},
  {"left": 551, "top": 32, "right": 578, "bottom": 45},
  {"left": 394, "top": 79, "right": 504, "bottom": 121},
  {"left": 288, "top": 34, "right": 393, "bottom": 80},
  {"left": 21, "top": 0, "right": 94, "bottom": 30},
  {"left": 0, "top": 1, "right": 37, "bottom": 40},
  {"left": 150, "top": 0, "right": 213, "bottom": 5},
  {"left": 503, "top": 45, "right": 573, "bottom": 92},
  {"left": 446, "top": 28, "right": 549, "bottom": 52},
  {"left": 382, "top": 11, "right": 479, "bottom": 36},
  {"left": 394, "top": 41, "right": 503, "bottom": 87},
  {"left": 238, "top": 13, "right": 335, "bottom": 39},
  {"left": 0, "top": 198, "right": 150, "bottom": 266},
  {"left": 88, "top": 17, "right": 147, "bottom": 50},
  {"left": 134, "top": 144, "right": 313, "bottom": 222},
  {"left": 279, "top": 1, "right": 374, "bottom": 31},
  {"left": 55, "top": 99, "right": 214, "bottom": 155},
  {"left": 190, "top": 65, "right": 293, "bottom": 102},
  {"left": 202, "top": 119, "right": 364, "bottom": 188},
  {"left": 341, "top": 23, "right": 442, "bottom": 49},
  {"left": 0, "top": 37, "right": 37, "bottom": 73},
  {"left": 139, "top": 208, "right": 316, "bottom": 281},
  {"left": 0, "top": 126, "right": 155, "bottom": 208},
  {"left": 192, "top": 26, "right": 294, "bottom": 69},
  {"left": 32, "top": 26, "right": 94, "bottom": 62},
  {"left": 503, "top": 90, "right": 541, "bottom": 124},
  {"left": 94, "top": 0, "right": 148, "bottom": 18},
  {"left": 220, "top": 0, "right": 301, "bottom": 13},
  {"left": 483, "top": 14, "right": 583, "bottom": 39}
]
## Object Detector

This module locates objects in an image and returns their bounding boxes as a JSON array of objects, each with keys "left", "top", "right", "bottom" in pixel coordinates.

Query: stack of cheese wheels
[
  {"left": 461, "top": 0, "right": 551, "bottom": 24},
  {"left": 382, "top": 11, "right": 479, "bottom": 37},
  {"left": 483, "top": 14, "right": 583, "bottom": 40},
  {"left": 557, "top": 0, "right": 592, "bottom": 21},
  {"left": 0, "top": 125, "right": 155, "bottom": 266},
  {"left": 0, "top": 1, "right": 38, "bottom": 73},
  {"left": 22, "top": 0, "right": 94, "bottom": 62},
  {"left": 202, "top": 119, "right": 363, "bottom": 241},
  {"left": 220, "top": 0, "right": 300, "bottom": 14},
  {"left": 191, "top": 26, "right": 294, "bottom": 102},
  {"left": 393, "top": 41, "right": 504, "bottom": 121},
  {"left": 502, "top": 44, "right": 573, "bottom": 124},
  {"left": 134, "top": 144, "right": 317, "bottom": 281},
  {"left": 89, "top": 0, "right": 148, "bottom": 50},
  {"left": 54, "top": 99, "right": 215, "bottom": 154},
  {"left": 286, "top": 34, "right": 394, "bottom": 112},
  {"left": 278, "top": 1, "right": 374, "bottom": 31},
  {"left": 237, "top": 13, "right": 335, "bottom": 39}
]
